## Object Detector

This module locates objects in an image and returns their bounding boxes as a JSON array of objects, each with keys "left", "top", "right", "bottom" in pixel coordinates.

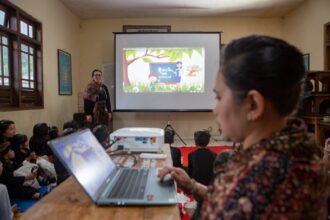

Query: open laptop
[{"left": 48, "top": 129, "right": 177, "bottom": 206}]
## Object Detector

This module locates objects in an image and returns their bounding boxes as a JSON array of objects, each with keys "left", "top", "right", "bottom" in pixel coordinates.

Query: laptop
[{"left": 48, "top": 129, "right": 177, "bottom": 206}]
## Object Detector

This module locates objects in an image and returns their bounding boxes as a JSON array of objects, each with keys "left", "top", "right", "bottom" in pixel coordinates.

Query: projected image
[{"left": 123, "top": 47, "right": 205, "bottom": 93}]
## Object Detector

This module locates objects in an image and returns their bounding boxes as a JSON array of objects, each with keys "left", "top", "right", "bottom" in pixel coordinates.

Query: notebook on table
[{"left": 48, "top": 129, "right": 177, "bottom": 206}]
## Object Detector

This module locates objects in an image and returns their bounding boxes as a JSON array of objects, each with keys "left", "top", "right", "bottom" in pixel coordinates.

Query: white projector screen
[{"left": 114, "top": 32, "right": 221, "bottom": 112}]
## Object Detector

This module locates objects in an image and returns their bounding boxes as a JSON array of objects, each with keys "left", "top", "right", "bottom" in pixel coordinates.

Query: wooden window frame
[{"left": 0, "top": 0, "right": 43, "bottom": 110}]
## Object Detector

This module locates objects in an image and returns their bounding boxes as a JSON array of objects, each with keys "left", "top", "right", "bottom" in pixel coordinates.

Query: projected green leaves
[{"left": 122, "top": 47, "right": 204, "bottom": 93}]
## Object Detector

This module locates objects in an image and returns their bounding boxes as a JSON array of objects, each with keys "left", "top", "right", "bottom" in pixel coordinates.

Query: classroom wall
[
  {"left": 283, "top": 0, "right": 330, "bottom": 70},
  {"left": 79, "top": 17, "right": 283, "bottom": 138},
  {"left": 1, "top": 0, "right": 81, "bottom": 137},
  {"left": 5, "top": 0, "right": 328, "bottom": 140}
]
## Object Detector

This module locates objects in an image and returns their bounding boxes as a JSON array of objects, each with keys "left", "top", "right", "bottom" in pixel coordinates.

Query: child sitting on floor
[{"left": 188, "top": 130, "right": 216, "bottom": 186}]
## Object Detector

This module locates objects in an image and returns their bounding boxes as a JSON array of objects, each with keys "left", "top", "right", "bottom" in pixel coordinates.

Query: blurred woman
[{"left": 159, "top": 35, "right": 326, "bottom": 219}]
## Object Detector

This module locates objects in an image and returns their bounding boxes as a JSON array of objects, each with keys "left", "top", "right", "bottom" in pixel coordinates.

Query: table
[{"left": 21, "top": 146, "right": 180, "bottom": 220}]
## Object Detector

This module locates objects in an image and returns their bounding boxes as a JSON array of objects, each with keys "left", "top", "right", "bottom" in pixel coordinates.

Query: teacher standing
[{"left": 83, "top": 69, "right": 112, "bottom": 128}]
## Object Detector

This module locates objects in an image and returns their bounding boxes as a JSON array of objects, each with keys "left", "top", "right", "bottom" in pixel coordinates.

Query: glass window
[
  {"left": 3, "top": 46, "right": 8, "bottom": 76},
  {"left": 29, "top": 55, "right": 34, "bottom": 79},
  {"left": 2, "top": 36, "right": 7, "bottom": 45},
  {"left": 20, "top": 43, "right": 35, "bottom": 89},
  {"left": 3, "top": 77, "right": 9, "bottom": 86},
  {"left": 0, "top": 35, "right": 9, "bottom": 87},
  {"left": 21, "top": 44, "right": 28, "bottom": 53},
  {"left": 21, "top": 53, "right": 28, "bottom": 79},
  {"left": 0, "top": 1, "right": 43, "bottom": 109},
  {"left": 20, "top": 20, "right": 28, "bottom": 35},
  {"left": 0, "top": 48, "right": 2, "bottom": 76},
  {"left": 22, "top": 80, "right": 29, "bottom": 88},
  {"left": 28, "top": 25, "right": 33, "bottom": 38},
  {"left": 0, "top": 10, "right": 5, "bottom": 26}
]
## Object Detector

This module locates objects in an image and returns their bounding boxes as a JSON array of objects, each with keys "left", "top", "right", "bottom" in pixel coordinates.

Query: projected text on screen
[{"left": 123, "top": 47, "right": 205, "bottom": 93}]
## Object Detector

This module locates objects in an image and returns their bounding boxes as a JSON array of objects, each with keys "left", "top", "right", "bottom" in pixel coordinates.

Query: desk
[{"left": 21, "top": 146, "right": 180, "bottom": 220}]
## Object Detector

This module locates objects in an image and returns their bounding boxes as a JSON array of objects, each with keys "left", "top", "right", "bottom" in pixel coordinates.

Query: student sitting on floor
[
  {"left": 188, "top": 130, "right": 216, "bottom": 186},
  {"left": 0, "top": 142, "right": 40, "bottom": 199},
  {"left": 93, "top": 125, "right": 110, "bottom": 150},
  {"left": 11, "top": 134, "right": 33, "bottom": 167},
  {"left": 0, "top": 120, "right": 16, "bottom": 144},
  {"left": 0, "top": 159, "right": 18, "bottom": 220},
  {"left": 29, "top": 123, "right": 52, "bottom": 160}
]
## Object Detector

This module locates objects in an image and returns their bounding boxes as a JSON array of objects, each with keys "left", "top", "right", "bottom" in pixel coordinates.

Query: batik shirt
[{"left": 202, "top": 118, "right": 327, "bottom": 220}]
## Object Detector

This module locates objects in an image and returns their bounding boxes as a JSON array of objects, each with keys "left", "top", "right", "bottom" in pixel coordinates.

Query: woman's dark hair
[
  {"left": 221, "top": 35, "right": 305, "bottom": 116},
  {"left": 0, "top": 141, "right": 11, "bottom": 158},
  {"left": 63, "top": 120, "right": 79, "bottom": 130},
  {"left": 93, "top": 125, "right": 109, "bottom": 146},
  {"left": 91, "top": 69, "right": 102, "bottom": 77},
  {"left": 0, "top": 120, "right": 14, "bottom": 135},
  {"left": 194, "top": 130, "right": 211, "bottom": 147},
  {"left": 11, "top": 134, "right": 28, "bottom": 150},
  {"left": 49, "top": 126, "right": 59, "bottom": 140},
  {"left": 32, "top": 123, "right": 49, "bottom": 137}
]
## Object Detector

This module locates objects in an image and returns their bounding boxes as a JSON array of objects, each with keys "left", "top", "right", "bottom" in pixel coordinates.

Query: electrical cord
[{"left": 108, "top": 150, "right": 140, "bottom": 167}]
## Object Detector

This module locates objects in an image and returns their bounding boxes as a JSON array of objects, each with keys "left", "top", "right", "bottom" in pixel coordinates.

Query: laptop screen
[{"left": 49, "top": 129, "right": 116, "bottom": 199}]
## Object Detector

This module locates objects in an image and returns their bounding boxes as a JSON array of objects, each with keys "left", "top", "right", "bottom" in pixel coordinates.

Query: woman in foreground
[{"left": 159, "top": 35, "right": 326, "bottom": 219}]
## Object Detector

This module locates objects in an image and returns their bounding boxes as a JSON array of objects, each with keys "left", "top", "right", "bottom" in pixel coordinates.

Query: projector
[{"left": 109, "top": 127, "right": 164, "bottom": 152}]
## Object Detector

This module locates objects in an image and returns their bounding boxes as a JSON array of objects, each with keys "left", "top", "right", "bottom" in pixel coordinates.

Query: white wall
[
  {"left": 7, "top": 0, "right": 329, "bottom": 139},
  {"left": 283, "top": 0, "right": 330, "bottom": 70}
]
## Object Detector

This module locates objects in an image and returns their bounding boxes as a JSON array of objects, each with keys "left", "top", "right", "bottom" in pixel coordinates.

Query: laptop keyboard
[{"left": 108, "top": 168, "right": 149, "bottom": 200}]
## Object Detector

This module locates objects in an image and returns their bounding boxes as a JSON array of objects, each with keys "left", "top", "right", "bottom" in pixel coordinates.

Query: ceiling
[{"left": 60, "top": 0, "right": 305, "bottom": 19}]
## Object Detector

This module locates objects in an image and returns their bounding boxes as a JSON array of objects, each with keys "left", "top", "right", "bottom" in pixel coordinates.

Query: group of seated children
[{"left": 0, "top": 119, "right": 111, "bottom": 218}]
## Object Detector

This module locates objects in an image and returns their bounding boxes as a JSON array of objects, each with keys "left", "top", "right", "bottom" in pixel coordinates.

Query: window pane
[
  {"left": 20, "top": 21, "right": 28, "bottom": 35},
  {"left": 28, "top": 25, "right": 33, "bottom": 38},
  {"left": 0, "top": 48, "right": 2, "bottom": 76},
  {"left": 0, "top": 79, "right": 2, "bottom": 85},
  {"left": 30, "top": 81, "right": 34, "bottom": 88},
  {"left": 22, "top": 80, "right": 29, "bottom": 88},
  {"left": 3, "top": 46, "right": 9, "bottom": 76},
  {"left": 4, "top": 77, "right": 9, "bottom": 86},
  {"left": 29, "top": 55, "right": 34, "bottom": 79},
  {"left": 0, "top": 10, "right": 5, "bottom": 26},
  {"left": 2, "top": 36, "right": 8, "bottom": 45},
  {"left": 21, "top": 44, "right": 28, "bottom": 53},
  {"left": 21, "top": 53, "right": 29, "bottom": 79},
  {"left": 29, "top": 47, "right": 34, "bottom": 54}
]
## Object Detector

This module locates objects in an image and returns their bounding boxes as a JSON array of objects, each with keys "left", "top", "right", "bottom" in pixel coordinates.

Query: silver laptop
[{"left": 48, "top": 129, "right": 177, "bottom": 206}]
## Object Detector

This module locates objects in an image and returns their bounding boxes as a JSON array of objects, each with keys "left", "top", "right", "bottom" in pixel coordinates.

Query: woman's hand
[
  {"left": 158, "top": 166, "right": 194, "bottom": 194},
  {"left": 25, "top": 171, "right": 37, "bottom": 180},
  {"left": 86, "top": 115, "right": 92, "bottom": 122},
  {"left": 108, "top": 112, "right": 112, "bottom": 121}
]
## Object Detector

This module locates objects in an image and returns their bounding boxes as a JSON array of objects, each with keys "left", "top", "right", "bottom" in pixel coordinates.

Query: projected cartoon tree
[{"left": 123, "top": 48, "right": 203, "bottom": 86}]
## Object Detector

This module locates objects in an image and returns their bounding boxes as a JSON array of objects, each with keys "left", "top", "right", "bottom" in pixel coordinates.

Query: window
[
  {"left": 0, "top": 10, "right": 5, "bottom": 26},
  {"left": 0, "top": 1, "right": 43, "bottom": 109},
  {"left": 20, "top": 20, "right": 33, "bottom": 38},
  {"left": 0, "top": 35, "right": 9, "bottom": 86}
]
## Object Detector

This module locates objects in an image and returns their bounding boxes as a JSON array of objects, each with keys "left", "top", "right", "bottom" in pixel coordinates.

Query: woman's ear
[{"left": 245, "top": 90, "right": 265, "bottom": 121}]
